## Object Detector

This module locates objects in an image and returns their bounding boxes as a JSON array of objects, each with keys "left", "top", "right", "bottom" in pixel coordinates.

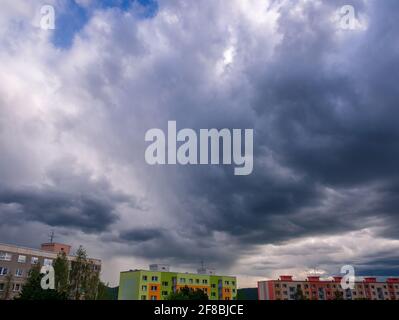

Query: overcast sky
[{"left": 1, "top": 0, "right": 399, "bottom": 287}]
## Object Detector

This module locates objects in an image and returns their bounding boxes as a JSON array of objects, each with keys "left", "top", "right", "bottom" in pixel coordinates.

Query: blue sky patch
[{"left": 52, "top": 0, "right": 158, "bottom": 49}]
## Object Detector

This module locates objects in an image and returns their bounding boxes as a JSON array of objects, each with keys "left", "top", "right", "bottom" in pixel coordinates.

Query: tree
[
  {"left": 53, "top": 251, "right": 69, "bottom": 295},
  {"left": 68, "top": 246, "right": 101, "bottom": 300},
  {"left": 96, "top": 281, "right": 113, "bottom": 300},
  {"left": 167, "top": 286, "right": 209, "bottom": 300},
  {"left": 294, "top": 287, "right": 306, "bottom": 300},
  {"left": 84, "top": 265, "right": 101, "bottom": 300},
  {"left": 17, "top": 264, "right": 67, "bottom": 300},
  {"left": 2, "top": 273, "right": 13, "bottom": 300},
  {"left": 69, "top": 246, "right": 90, "bottom": 300},
  {"left": 333, "top": 289, "right": 344, "bottom": 300}
]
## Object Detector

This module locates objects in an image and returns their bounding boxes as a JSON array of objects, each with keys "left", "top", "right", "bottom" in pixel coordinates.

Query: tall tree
[
  {"left": 69, "top": 246, "right": 89, "bottom": 300},
  {"left": 84, "top": 264, "right": 101, "bottom": 300},
  {"left": 53, "top": 251, "right": 70, "bottom": 295},
  {"left": 294, "top": 287, "right": 306, "bottom": 300},
  {"left": 2, "top": 273, "right": 13, "bottom": 300}
]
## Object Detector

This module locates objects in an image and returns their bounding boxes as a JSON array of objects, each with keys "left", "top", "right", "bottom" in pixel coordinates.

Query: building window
[
  {"left": 162, "top": 291, "right": 168, "bottom": 296},
  {"left": 189, "top": 279, "right": 193, "bottom": 284},
  {"left": 142, "top": 285, "right": 147, "bottom": 291},
  {"left": 151, "top": 296, "right": 157, "bottom": 300},
  {"left": 162, "top": 281, "right": 169, "bottom": 286},
  {"left": 232, "top": 281, "right": 235, "bottom": 286},
  {"left": 18, "top": 255, "right": 26, "bottom": 263},
  {"left": 211, "top": 284, "right": 216, "bottom": 288},
  {"left": 141, "top": 295, "right": 146, "bottom": 300},
  {"left": 151, "top": 276, "right": 158, "bottom": 281},
  {"left": 13, "top": 283, "right": 21, "bottom": 292},
  {"left": 0, "top": 267, "right": 8, "bottom": 276},
  {"left": 202, "top": 279, "right": 208, "bottom": 284},
  {"left": 0, "top": 283, "right": 4, "bottom": 291},
  {"left": 211, "top": 292, "right": 216, "bottom": 297},
  {"left": 180, "top": 278, "right": 186, "bottom": 283},
  {"left": 31, "top": 257, "right": 39, "bottom": 265},
  {"left": 15, "top": 269, "right": 23, "bottom": 277},
  {"left": 151, "top": 286, "right": 157, "bottom": 291},
  {"left": 195, "top": 279, "right": 200, "bottom": 284},
  {"left": 0, "top": 252, "right": 12, "bottom": 261},
  {"left": 142, "top": 275, "right": 147, "bottom": 281},
  {"left": 225, "top": 281, "right": 229, "bottom": 285},
  {"left": 43, "top": 259, "right": 53, "bottom": 266}
]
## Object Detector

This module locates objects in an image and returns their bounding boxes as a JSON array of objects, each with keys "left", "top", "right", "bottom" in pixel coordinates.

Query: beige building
[{"left": 0, "top": 242, "right": 101, "bottom": 299}]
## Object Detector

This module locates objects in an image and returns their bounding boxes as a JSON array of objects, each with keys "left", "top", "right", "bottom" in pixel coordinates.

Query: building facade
[
  {"left": 258, "top": 275, "right": 399, "bottom": 300},
  {"left": 0, "top": 242, "right": 101, "bottom": 300},
  {"left": 118, "top": 264, "right": 237, "bottom": 300}
]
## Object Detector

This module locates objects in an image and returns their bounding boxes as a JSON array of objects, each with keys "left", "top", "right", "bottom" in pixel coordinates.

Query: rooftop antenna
[{"left": 49, "top": 231, "right": 55, "bottom": 243}]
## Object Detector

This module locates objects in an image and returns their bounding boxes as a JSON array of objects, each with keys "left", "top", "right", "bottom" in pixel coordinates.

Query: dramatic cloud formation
[{"left": 1, "top": 0, "right": 399, "bottom": 286}]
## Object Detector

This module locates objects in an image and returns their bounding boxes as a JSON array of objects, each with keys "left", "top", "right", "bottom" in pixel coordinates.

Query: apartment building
[
  {"left": 0, "top": 242, "right": 101, "bottom": 299},
  {"left": 118, "top": 264, "right": 237, "bottom": 300},
  {"left": 258, "top": 275, "right": 399, "bottom": 300}
]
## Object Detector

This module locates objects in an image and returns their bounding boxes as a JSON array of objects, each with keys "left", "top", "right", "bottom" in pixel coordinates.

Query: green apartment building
[{"left": 118, "top": 264, "right": 237, "bottom": 300}]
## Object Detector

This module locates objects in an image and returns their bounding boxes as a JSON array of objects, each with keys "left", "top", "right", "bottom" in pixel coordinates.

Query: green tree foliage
[
  {"left": 69, "top": 246, "right": 89, "bottom": 299},
  {"left": 1, "top": 273, "right": 13, "bottom": 300},
  {"left": 294, "top": 287, "right": 306, "bottom": 300},
  {"left": 167, "top": 286, "right": 209, "bottom": 300},
  {"left": 96, "top": 281, "right": 113, "bottom": 300},
  {"left": 333, "top": 290, "right": 344, "bottom": 300},
  {"left": 17, "top": 264, "right": 67, "bottom": 300},
  {"left": 69, "top": 246, "right": 101, "bottom": 300},
  {"left": 16, "top": 245, "right": 101, "bottom": 300},
  {"left": 53, "top": 251, "right": 69, "bottom": 295}
]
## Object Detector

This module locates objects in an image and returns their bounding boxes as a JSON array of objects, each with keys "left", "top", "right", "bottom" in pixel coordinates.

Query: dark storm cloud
[
  {"left": 0, "top": 161, "right": 133, "bottom": 233},
  {"left": 0, "top": 186, "right": 124, "bottom": 232},
  {"left": 151, "top": 0, "right": 399, "bottom": 251},
  {"left": 94, "top": 0, "right": 399, "bottom": 272},
  {"left": 115, "top": 227, "right": 238, "bottom": 268},
  {"left": 119, "top": 228, "right": 163, "bottom": 242}
]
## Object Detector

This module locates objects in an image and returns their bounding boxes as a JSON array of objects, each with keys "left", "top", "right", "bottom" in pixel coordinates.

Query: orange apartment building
[{"left": 258, "top": 275, "right": 399, "bottom": 300}]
